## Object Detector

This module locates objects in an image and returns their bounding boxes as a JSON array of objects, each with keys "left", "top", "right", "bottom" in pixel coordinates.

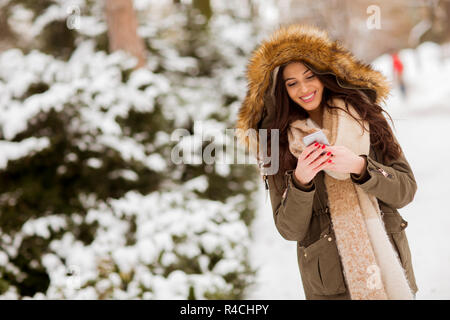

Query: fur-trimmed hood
[{"left": 236, "top": 24, "right": 391, "bottom": 153}]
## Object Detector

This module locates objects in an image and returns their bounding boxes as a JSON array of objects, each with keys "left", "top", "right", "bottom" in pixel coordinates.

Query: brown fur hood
[{"left": 236, "top": 24, "right": 391, "bottom": 152}]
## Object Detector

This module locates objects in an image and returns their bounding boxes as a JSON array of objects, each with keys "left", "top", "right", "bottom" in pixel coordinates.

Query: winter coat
[
  {"left": 236, "top": 25, "right": 418, "bottom": 300},
  {"left": 266, "top": 144, "right": 418, "bottom": 300}
]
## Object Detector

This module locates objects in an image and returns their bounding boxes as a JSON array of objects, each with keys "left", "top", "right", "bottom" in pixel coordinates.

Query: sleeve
[
  {"left": 350, "top": 155, "right": 370, "bottom": 184},
  {"left": 292, "top": 172, "right": 315, "bottom": 192},
  {"left": 268, "top": 170, "right": 315, "bottom": 242},
  {"left": 350, "top": 148, "right": 417, "bottom": 209}
]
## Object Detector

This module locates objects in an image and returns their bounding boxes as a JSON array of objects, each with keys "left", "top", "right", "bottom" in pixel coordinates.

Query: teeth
[{"left": 301, "top": 92, "right": 315, "bottom": 100}]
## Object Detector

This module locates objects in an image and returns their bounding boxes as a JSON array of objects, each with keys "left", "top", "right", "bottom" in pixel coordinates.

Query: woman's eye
[
  {"left": 287, "top": 82, "right": 296, "bottom": 87},
  {"left": 306, "top": 75, "right": 315, "bottom": 79}
]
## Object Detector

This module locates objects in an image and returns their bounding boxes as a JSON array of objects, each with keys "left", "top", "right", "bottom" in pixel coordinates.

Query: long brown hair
[{"left": 266, "top": 61, "right": 402, "bottom": 191}]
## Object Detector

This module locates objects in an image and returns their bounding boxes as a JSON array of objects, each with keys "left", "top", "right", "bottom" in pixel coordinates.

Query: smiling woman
[
  {"left": 236, "top": 24, "right": 418, "bottom": 300},
  {"left": 270, "top": 58, "right": 402, "bottom": 190},
  {"left": 282, "top": 62, "right": 325, "bottom": 127}
]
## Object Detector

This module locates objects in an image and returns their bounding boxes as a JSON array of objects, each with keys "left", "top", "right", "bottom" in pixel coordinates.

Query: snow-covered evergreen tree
[{"left": 0, "top": 0, "right": 278, "bottom": 299}]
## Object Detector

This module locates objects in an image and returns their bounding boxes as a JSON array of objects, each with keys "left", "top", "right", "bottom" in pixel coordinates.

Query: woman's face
[{"left": 282, "top": 62, "right": 324, "bottom": 112}]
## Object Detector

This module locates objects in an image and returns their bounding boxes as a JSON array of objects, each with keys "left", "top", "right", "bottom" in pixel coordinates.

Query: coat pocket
[
  {"left": 382, "top": 211, "right": 408, "bottom": 234},
  {"left": 298, "top": 234, "right": 347, "bottom": 296},
  {"left": 382, "top": 211, "right": 409, "bottom": 265},
  {"left": 382, "top": 211, "right": 418, "bottom": 293}
]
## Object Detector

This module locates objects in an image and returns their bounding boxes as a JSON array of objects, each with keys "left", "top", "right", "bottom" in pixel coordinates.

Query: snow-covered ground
[{"left": 246, "top": 42, "right": 450, "bottom": 300}]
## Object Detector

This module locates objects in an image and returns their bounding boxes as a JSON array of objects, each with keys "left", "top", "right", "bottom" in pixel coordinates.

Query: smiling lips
[{"left": 300, "top": 90, "right": 316, "bottom": 102}]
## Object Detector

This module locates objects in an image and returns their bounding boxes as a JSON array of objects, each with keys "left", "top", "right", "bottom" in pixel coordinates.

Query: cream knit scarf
[{"left": 288, "top": 97, "right": 413, "bottom": 300}]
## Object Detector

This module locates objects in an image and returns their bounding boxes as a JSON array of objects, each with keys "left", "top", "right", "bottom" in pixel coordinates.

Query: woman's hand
[
  {"left": 322, "top": 145, "right": 366, "bottom": 175},
  {"left": 294, "top": 143, "right": 334, "bottom": 185}
]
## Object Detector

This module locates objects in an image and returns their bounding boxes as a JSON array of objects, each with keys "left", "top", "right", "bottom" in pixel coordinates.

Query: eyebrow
[{"left": 284, "top": 68, "right": 311, "bottom": 82}]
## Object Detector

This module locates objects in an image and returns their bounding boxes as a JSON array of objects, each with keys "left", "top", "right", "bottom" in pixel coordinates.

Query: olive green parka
[
  {"left": 266, "top": 144, "right": 418, "bottom": 299},
  {"left": 236, "top": 25, "right": 418, "bottom": 300}
]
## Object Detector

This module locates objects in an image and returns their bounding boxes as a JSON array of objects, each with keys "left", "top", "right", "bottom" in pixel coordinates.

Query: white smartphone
[{"left": 302, "top": 130, "right": 330, "bottom": 147}]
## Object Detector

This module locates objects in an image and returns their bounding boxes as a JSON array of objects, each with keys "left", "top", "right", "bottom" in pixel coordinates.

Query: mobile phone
[{"left": 302, "top": 130, "right": 330, "bottom": 147}]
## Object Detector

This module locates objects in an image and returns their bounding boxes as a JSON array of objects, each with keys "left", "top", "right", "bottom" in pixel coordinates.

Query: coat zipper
[
  {"left": 368, "top": 167, "right": 393, "bottom": 179},
  {"left": 280, "top": 171, "right": 291, "bottom": 205},
  {"left": 263, "top": 174, "right": 269, "bottom": 190},
  {"left": 282, "top": 187, "right": 287, "bottom": 201}
]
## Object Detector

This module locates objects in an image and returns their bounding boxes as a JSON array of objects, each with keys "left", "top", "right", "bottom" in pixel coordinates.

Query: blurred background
[{"left": 0, "top": 0, "right": 448, "bottom": 299}]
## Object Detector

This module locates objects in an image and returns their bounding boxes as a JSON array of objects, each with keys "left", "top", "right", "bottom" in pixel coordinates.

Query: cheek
[
  {"left": 314, "top": 80, "right": 324, "bottom": 91},
  {"left": 286, "top": 87, "right": 297, "bottom": 99}
]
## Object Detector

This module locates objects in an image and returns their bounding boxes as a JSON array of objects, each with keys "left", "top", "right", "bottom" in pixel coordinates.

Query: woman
[{"left": 236, "top": 25, "right": 418, "bottom": 300}]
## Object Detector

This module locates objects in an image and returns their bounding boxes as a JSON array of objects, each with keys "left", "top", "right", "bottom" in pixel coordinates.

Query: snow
[
  {"left": 2, "top": 0, "right": 445, "bottom": 301},
  {"left": 0, "top": 138, "right": 50, "bottom": 169},
  {"left": 22, "top": 215, "right": 67, "bottom": 239},
  {"left": 14, "top": 188, "right": 251, "bottom": 299},
  {"left": 0, "top": 251, "right": 8, "bottom": 266},
  {"left": 184, "top": 175, "right": 209, "bottom": 192},
  {"left": 247, "top": 42, "right": 450, "bottom": 299}
]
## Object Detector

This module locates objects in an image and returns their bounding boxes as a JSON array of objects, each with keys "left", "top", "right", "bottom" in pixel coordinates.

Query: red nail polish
[
  {"left": 328, "top": 160, "right": 332, "bottom": 163},
  {"left": 322, "top": 145, "right": 326, "bottom": 149},
  {"left": 314, "top": 143, "right": 319, "bottom": 146},
  {"left": 326, "top": 152, "right": 331, "bottom": 156}
]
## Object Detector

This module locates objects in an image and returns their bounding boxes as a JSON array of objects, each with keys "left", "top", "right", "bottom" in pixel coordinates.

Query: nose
[{"left": 297, "top": 82, "right": 309, "bottom": 95}]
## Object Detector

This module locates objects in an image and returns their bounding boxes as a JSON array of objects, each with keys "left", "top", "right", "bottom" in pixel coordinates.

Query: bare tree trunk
[{"left": 105, "top": 0, "right": 147, "bottom": 69}]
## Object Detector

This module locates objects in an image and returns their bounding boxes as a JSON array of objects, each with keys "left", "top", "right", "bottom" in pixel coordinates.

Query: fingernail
[
  {"left": 328, "top": 160, "right": 332, "bottom": 163},
  {"left": 321, "top": 145, "right": 326, "bottom": 149},
  {"left": 326, "top": 152, "right": 331, "bottom": 156},
  {"left": 314, "top": 143, "right": 319, "bottom": 146}
]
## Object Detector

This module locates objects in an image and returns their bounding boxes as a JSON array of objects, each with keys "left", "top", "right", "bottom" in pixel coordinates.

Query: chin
[{"left": 297, "top": 102, "right": 320, "bottom": 111}]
